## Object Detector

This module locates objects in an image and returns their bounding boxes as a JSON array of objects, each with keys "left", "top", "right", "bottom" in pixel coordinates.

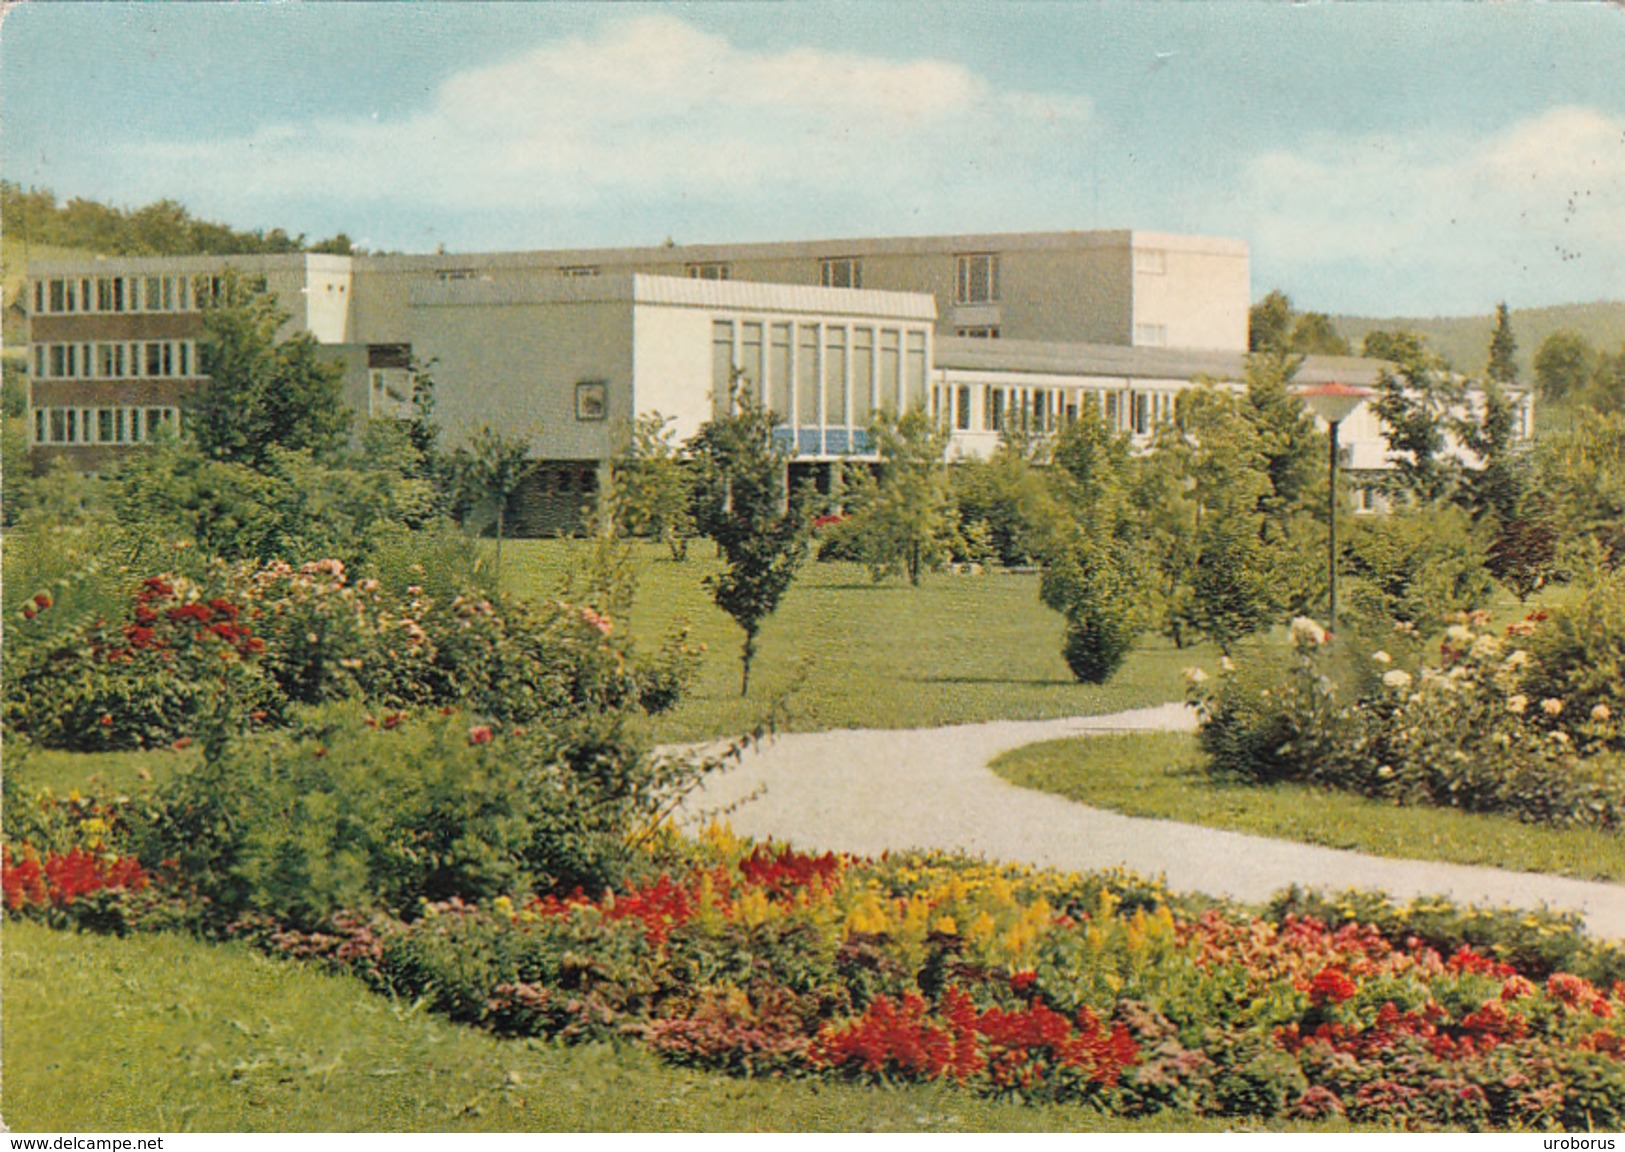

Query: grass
[
  {"left": 994, "top": 730, "right": 1625, "bottom": 883},
  {"left": 500, "top": 538, "right": 1207, "bottom": 743},
  {"left": 0, "top": 920, "right": 1354, "bottom": 1134}
]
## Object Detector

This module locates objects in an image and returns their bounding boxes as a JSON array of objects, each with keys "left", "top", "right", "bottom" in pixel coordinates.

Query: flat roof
[
  {"left": 409, "top": 272, "right": 938, "bottom": 321},
  {"left": 937, "top": 336, "right": 1388, "bottom": 385}
]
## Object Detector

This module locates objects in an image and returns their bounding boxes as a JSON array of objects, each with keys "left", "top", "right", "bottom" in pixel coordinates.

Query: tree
[
  {"left": 1039, "top": 403, "right": 1150, "bottom": 681},
  {"left": 450, "top": 426, "right": 533, "bottom": 576},
  {"left": 1248, "top": 289, "right": 1350, "bottom": 356},
  {"left": 1362, "top": 328, "right": 1430, "bottom": 365},
  {"left": 1533, "top": 330, "right": 1596, "bottom": 405},
  {"left": 192, "top": 271, "right": 351, "bottom": 468},
  {"left": 688, "top": 375, "right": 810, "bottom": 694},
  {"left": 1535, "top": 410, "right": 1625, "bottom": 570},
  {"left": 611, "top": 413, "right": 696, "bottom": 561},
  {"left": 840, "top": 408, "right": 957, "bottom": 585},
  {"left": 1485, "top": 302, "right": 1519, "bottom": 385},
  {"left": 1249, "top": 290, "right": 1294, "bottom": 354},
  {"left": 1371, "top": 338, "right": 1463, "bottom": 506}
]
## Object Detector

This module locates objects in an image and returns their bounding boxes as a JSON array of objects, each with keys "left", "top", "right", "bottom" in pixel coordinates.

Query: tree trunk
[{"left": 740, "top": 629, "right": 757, "bottom": 696}]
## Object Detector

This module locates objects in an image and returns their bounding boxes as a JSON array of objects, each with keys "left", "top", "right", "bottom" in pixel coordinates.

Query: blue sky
[{"left": 3, "top": 2, "right": 1622, "bottom": 316}]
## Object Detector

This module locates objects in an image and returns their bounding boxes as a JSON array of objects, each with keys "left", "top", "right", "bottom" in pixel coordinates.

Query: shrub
[
  {"left": 1192, "top": 615, "right": 1625, "bottom": 830},
  {"left": 1520, "top": 571, "right": 1625, "bottom": 754},
  {"left": 131, "top": 704, "right": 709, "bottom": 929},
  {"left": 5, "top": 556, "right": 697, "bottom": 748}
]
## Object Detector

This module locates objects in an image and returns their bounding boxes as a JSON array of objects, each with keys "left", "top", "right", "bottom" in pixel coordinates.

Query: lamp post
[{"left": 1297, "top": 382, "right": 1373, "bottom": 639}]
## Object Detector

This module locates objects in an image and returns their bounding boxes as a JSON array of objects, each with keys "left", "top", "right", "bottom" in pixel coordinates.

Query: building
[{"left": 21, "top": 229, "right": 1527, "bottom": 528}]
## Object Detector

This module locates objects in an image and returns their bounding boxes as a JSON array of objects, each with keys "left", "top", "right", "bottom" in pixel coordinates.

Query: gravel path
[{"left": 678, "top": 703, "right": 1625, "bottom": 941}]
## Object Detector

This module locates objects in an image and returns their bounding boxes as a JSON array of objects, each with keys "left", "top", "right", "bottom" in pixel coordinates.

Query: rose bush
[{"left": 1190, "top": 611, "right": 1625, "bottom": 830}]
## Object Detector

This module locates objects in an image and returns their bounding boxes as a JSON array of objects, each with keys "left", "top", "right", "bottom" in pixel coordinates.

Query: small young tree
[
  {"left": 841, "top": 408, "right": 957, "bottom": 585},
  {"left": 450, "top": 426, "right": 533, "bottom": 576},
  {"left": 611, "top": 412, "right": 696, "bottom": 560},
  {"left": 1486, "top": 302, "right": 1520, "bottom": 386},
  {"left": 192, "top": 270, "right": 351, "bottom": 468},
  {"left": 1372, "top": 338, "right": 1464, "bottom": 506},
  {"left": 688, "top": 375, "right": 809, "bottom": 695}
]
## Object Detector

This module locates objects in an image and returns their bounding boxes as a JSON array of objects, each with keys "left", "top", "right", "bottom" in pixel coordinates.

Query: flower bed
[{"left": 83, "top": 830, "right": 1614, "bottom": 1129}]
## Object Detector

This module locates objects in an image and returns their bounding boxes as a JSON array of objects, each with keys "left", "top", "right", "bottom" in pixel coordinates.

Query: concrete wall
[
  {"left": 1129, "top": 234, "right": 1250, "bottom": 352},
  {"left": 629, "top": 305, "right": 715, "bottom": 443},
  {"left": 406, "top": 296, "right": 634, "bottom": 459}
]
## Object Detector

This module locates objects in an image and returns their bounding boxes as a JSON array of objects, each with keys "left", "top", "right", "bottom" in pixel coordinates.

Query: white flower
[
  {"left": 1446, "top": 624, "right": 1474, "bottom": 645},
  {"left": 1507, "top": 694, "right": 1528, "bottom": 715},
  {"left": 1541, "top": 697, "right": 1564, "bottom": 716},
  {"left": 1469, "top": 634, "right": 1503, "bottom": 660},
  {"left": 1504, "top": 650, "right": 1530, "bottom": 670},
  {"left": 1184, "top": 667, "right": 1209, "bottom": 685},
  {"left": 1290, "top": 617, "right": 1328, "bottom": 648},
  {"left": 1382, "top": 669, "right": 1412, "bottom": 690},
  {"left": 1593, "top": 703, "right": 1613, "bottom": 722},
  {"left": 1371, "top": 651, "right": 1392, "bottom": 665},
  {"left": 1377, "top": 765, "right": 1395, "bottom": 779},
  {"left": 1219, "top": 656, "right": 1236, "bottom": 673}
]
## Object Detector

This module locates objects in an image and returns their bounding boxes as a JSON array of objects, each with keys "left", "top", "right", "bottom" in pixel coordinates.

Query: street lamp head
[{"left": 1298, "top": 381, "right": 1373, "bottom": 426}]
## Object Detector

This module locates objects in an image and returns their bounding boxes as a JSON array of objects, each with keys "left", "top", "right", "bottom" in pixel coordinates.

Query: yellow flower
[
  {"left": 1506, "top": 695, "right": 1528, "bottom": 715},
  {"left": 1541, "top": 697, "right": 1564, "bottom": 716},
  {"left": 933, "top": 915, "right": 959, "bottom": 936},
  {"left": 1593, "top": 703, "right": 1612, "bottom": 722}
]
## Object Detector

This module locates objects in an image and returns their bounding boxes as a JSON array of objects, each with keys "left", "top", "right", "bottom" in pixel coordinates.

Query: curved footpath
[{"left": 676, "top": 703, "right": 1625, "bottom": 941}]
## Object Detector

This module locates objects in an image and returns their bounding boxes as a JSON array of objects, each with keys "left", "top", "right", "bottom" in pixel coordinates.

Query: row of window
[
  {"left": 681, "top": 254, "right": 997, "bottom": 304},
  {"left": 32, "top": 406, "right": 178, "bottom": 446},
  {"left": 32, "top": 341, "right": 196, "bottom": 381},
  {"left": 711, "top": 318, "right": 930, "bottom": 432},
  {"left": 30, "top": 274, "right": 231, "bottom": 315},
  {"left": 947, "top": 384, "right": 1179, "bottom": 435}
]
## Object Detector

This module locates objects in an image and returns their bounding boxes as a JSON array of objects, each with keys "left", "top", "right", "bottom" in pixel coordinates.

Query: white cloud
[
  {"left": 1237, "top": 106, "right": 1625, "bottom": 312},
  {"left": 130, "top": 14, "right": 1091, "bottom": 232}
]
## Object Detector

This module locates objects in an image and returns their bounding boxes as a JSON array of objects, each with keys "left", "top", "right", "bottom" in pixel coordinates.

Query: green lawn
[
  {"left": 2, "top": 921, "right": 1348, "bottom": 1134},
  {"left": 499, "top": 538, "right": 1206, "bottom": 743},
  {"left": 994, "top": 731, "right": 1625, "bottom": 883}
]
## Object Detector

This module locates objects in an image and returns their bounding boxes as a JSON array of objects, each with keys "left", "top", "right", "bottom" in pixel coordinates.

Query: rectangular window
[
  {"left": 711, "top": 319, "right": 735, "bottom": 398},
  {"left": 741, "top": 322, "right": 764, "bottom": 397},
  {"left": 179, "top": 342, "right": 190, "bottom": 376},
  {"left": 820, "top": 257, "right": 862, "bottom": 290},
  {"left": 34, "top": 408, "right": 45, "bottom": 442},
  {"left": 64, "top": 279, "right": 76, "bottom": 313},
  {"left": 955, "top": 254, "right": 999, "bottom": 305},
  {"left": 146, "top": 343, "right": 163, "bottom": 377},
  {"left": 1134, "top": 323, "right": 1168, "bottom": 347},
  {"left": 824, "top": 326, "right": 847, "bottom": 428},
  {"left": 905, "top": 330, "right": 928, "bottom": 409},
  {"left": 797, "top": 325, "right": 820, "bottom": 426},
  {"left": 955, "top": 386, "right": 972, "bottom": 431},
  {"left": 50, "top": 409, "right": 66, "bottom": 443},
  {"left": 558, "top": 265, "right": 601, "bottom": 278},
  {"left": 98, "top": 409, "right": 114, "bottom": 443},
  {"left": 163, "top": 277, "right": 176, "bottom": 310},
  {"left": 129, "top": 409, "right": 143, "bottom": 443},
  {"left": 80, "top": 279, "right": 93, "bottom": 311},
  {"left": 65, "top": 345, "right": 77, "bottom": 378},
  {"left": 954, "top": 326, "right": 1000, "bottom": 339},
  {"left": 49, "top": 345, "right": 65, "bottom": 377},
  {"left": 686, "top": 263, "right": 731, "bottom": 281},
  {"left": 97, "top": 278, "right": 114, "bottom": 311},
  {"left": 65, "top": 409, "right": 78, "bottom": 443},
  {"left": 575, "top": 381, "right": 607, "bottom": 422},
  {"left": 48, "top": 280, "right": 65, "bottom": 312},
  {"left": 148, "top": 408, "right": 169, "bottom": 438},
  {"left": 34, "top": 280, "right": 44, "bottom": 313},
  {"left": 162, "top": 343, "right": 174, "bottom": 376},
  {"left": 1133, "top": 393, "right": 1151, "bottom": 435},
  {"left": 177, "top": 276, "right": 190, "bottom": 311},
  {"left": 113, "top": 278, "right": 126, "bottom": 312},
  {"left": 1033, "top": 389, "right": 1048, "bottom": 433},
  {"left": 879, "top": 330, "right": 901, "bottom": 413},
  {"left": 988, "top": 388, "right": 1005, "bottom": 431},
  {"left": 851, "top": 328, "right": 874, "bottom": 428},
  {"left": 1134, "top": 248, "right": 1167, "bottom": 275},
  {"left": 35, "top": 345, "right": 46, "bottom": 377},
  {"left": 769, "top": 323, "right": 792, "bottom": 423},
  {"left": 114, "top": 408, "right": 126, "bottom": 443}
]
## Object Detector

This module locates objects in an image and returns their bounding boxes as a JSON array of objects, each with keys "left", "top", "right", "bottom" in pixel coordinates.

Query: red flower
[
  {"left": 99, "top": 714, "right": 114, "bottom": 727},
  {"left": 1010, "top": 970, "right": 1039, "bottom": 995},
  {"left": 172, "top": 737, "right": 193, "bottom": 751},
  {"left": 1309, "top": 966, "right": 1359, "bottom": 1006},
  {"left": 468, "top": 725, "right": 494, "bottom": 745},
  {"left": 32, "top": 592, "right": 52, "bottom": 609}
]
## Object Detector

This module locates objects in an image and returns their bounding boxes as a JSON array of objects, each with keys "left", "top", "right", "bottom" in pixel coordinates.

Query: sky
[{"left": 2, "top": 2, "right": 1622, "bottom": 317}]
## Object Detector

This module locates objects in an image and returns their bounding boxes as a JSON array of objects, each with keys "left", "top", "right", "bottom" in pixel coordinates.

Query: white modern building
[{"left": 21, "top": 228, "right": 1528, "bottom": 530}]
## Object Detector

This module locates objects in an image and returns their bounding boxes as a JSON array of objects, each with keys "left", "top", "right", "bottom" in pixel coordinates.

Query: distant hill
[{"left": 1333, "top": 301, "right": 1625, "bottom": 380}]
